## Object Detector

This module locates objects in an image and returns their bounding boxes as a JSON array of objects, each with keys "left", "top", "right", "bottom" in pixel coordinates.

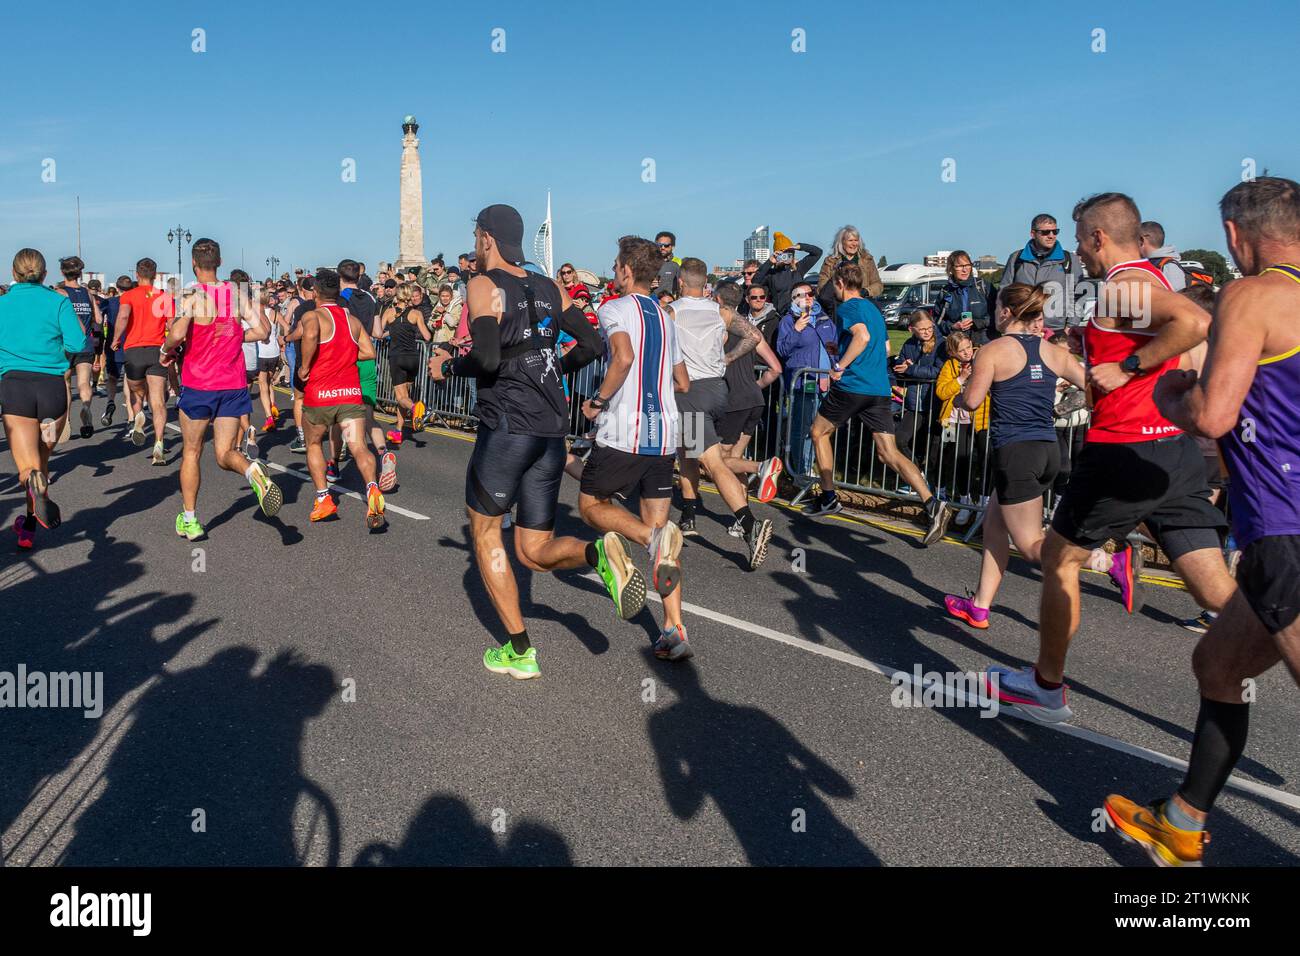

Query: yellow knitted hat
[{"left": 772, "top": 231, "right": 794, "bottom": 253}]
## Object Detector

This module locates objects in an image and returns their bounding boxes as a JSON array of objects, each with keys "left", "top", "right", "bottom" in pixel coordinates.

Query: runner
[
  {"left": 111, "top": 256, "right": 174, "bottom": 464},
  {"left": 162, "top": 239, "right": 283, "bottom": 541},
  {"left": 254, "top": 282, "right": 282, "bottom": 433},
  {"left": 668, "top": 257, "right": 774, "bottom": 569},
  {"left": 984, "top": 192, "right": 1236, "bottom": 723},
  {"left": 712, "top": 281, "right": 784, "bottom": 512},
  {"left": 297, "top": 268, "right": 386, "bottom": 529},
  {"left": 284, "top": 275, "right": 316, "bottom": 454},
  {"left": 99, "top": 274, "right": 132, "bottom": 427},
  {"left": 577, "top": 236, "right": 691, "bottom": 660},
  {"left": 1105, "top": 177, "right": 1300, "bottom": 866},
  {"left": 801, "top": 265, "right": 953, "bottom": 546},
  {"left": 381, "top": 282, "right": 430, "bottom": 443},
  {"left": 941, "top": 283, "right": 1085, "bottom": 628},
  {"left": 337, "top": 258, "right": 390, "bottom": 483},
  {"left": 0, "top": 249, "right": 87, "bottom": 549},
  {"left": 427, "top": 203, "right": 612, "bottom": 680},
  {"left": 54, "top": 256, "right": 102, "bottom": 439}
]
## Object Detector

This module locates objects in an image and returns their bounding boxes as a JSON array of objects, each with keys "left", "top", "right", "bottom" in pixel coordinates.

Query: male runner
[
  {"left": 985, "top": 192, "right": 1236, "bottom": 723},
  {"left": 669, "top": 258, "right": 774, "bottom": 569},
  {"left": 578, "top": 236, "right": 691, "bottom": 660},
  {"left": 284, "top": 275, "right": 316, "bottom": 454},
  {"left": 1105, "top": 177, "right": 1300, "bottom": 865},
  {"left": 162, "top": 239, "right": 283, "bottom": 540},
  {"left": 427, "top": 204, "right": 617, "bottom": 680},
  {"left": 335, "top": 258, "right": 392, "bottom": 484},
  {"left": 99, "top": 275, "right": 132, "bottom": 426},
  {"left": 298, "top": 268, "right": 386, "bottom": 529},
  {"left": 54, "top": 256, "right": 102, "bottom": 438},
  {"left": 111, "top": 257, "right": 174, "bottom": 464},
  {"left": 802, "top": 267, "right": 953, "bottom": 545}
]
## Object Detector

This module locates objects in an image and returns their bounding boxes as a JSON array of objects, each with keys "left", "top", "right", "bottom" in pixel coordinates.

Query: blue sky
[{"left": 1, "top": 0, "right": 1296, "bottom": 281}]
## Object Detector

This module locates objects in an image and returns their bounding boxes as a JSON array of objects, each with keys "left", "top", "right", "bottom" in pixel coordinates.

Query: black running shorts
[
  {"left": 718, "top": 405, "right": 763, "bottom": 446},
  {"left": 817, "top": 386, "right": 894, "bottom": 434},
  {"left": 124, "top": 346, "right": 166, "bottom": 380},
  {"left": 65, "top": 350, "right": 94, "bottom": 367},
  {"left": 580, "top": 443, "right": 675, "bottom": 501},
  {"left": 390, "top": 351, "right": 420, "bottom": 387},
  {"left": 1236, "top": 535, "right": 1300, "bottom": 635},
  {"left": 256, "top": 356, "right": 279, "bottom": 375},
  {"left": 465, "top": 420, "right": 566, "bottom": 531},
  {"left": 1, "top": 370, "right": 69, "bottom": 420},
  {"left": 992, "top": 439, "right": 1060, "bottom": 506},
  {"left": 1051, "top": 434, "right": 1226, "bottom": 559}
]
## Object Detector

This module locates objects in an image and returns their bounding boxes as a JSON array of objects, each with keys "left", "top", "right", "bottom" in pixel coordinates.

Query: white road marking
[
  {"left": 164, "top": 423, "right": 429, "bottom": 520},
  {"left": 584, "top": 572, "right": 1300, "bottom": 812}
]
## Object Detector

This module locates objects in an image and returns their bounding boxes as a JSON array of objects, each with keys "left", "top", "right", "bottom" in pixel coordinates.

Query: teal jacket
[{"left": 0, "top": 282, "right": 87, "bottom": 377}]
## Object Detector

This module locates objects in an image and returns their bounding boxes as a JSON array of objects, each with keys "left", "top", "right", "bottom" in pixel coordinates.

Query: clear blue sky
[{"left": 1, "top": 0, "right": 1296, "bottom": 280}]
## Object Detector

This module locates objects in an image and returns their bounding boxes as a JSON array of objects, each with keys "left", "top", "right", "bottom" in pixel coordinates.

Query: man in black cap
[{"left": 428, "top": 204, "right": 627, "bottom": 681}]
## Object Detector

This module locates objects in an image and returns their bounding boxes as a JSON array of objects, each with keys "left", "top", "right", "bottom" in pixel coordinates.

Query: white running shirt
[
  {"left": 595, "top": 294, "right": 681, "bottom": 456},
  {"left": 669, "top": 295, "right": 727, "bottom": 381}
]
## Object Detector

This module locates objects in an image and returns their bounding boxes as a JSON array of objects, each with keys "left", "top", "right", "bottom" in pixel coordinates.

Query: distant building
[
  {"left": 743, "top": 225, "right": 771, "bottom": 264},
  {"left": 976, "top": 254, "right": 1001, "bottom": 273},
  {"left": 924, "top": 250, "right": 952, "bottom": 268},
  {"left": 714, "top": 265, "right": 742, "bottom": 279}
]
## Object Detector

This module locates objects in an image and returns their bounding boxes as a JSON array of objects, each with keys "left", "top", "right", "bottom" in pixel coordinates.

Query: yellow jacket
[{"left": 935, "top": 358, "right": 990, "bottom": 432}]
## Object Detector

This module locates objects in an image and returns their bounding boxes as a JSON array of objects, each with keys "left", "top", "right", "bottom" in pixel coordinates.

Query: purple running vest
[{"left": 1219, "top": 263, "right": 1300, "bottom": 546}]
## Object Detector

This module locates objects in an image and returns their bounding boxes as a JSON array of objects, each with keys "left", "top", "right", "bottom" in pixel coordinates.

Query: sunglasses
[
  {"left": 747, "top": 294, "right": 767, "bottom": 300},
  {"left": 1036, "top": 228, "right": 1060, "bottom": 235},
  {"left": 560, "top": 269, "right": 574, "bottom": 276},
  {"left": 743, "top": 271, "right": 757, "bottom": 277},
  {"left": 657, "top": 242, "right": 673, "bottom": 249}
]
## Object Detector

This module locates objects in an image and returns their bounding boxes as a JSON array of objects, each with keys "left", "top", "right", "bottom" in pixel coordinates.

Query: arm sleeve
[
  {"left": 794, "top": 244, "right": 823, "bottom": 279},
  {"left": 449, "top": 315, "right": 502, "bottom": 376},
  {"left": 559, "top": 303, "right": 601, "bottom": 373}
]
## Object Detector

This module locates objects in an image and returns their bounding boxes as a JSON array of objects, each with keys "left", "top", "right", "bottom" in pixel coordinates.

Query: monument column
[{"left": 395, "top": 115, "right": 427, "bottom": 271}]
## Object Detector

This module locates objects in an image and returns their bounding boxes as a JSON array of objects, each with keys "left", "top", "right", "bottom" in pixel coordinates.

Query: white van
[{"left": 874, "top": 263, "right": 950, "bottom": 327}]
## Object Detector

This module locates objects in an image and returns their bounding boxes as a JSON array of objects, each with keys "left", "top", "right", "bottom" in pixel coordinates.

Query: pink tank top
[{"left": 182, "top": 282, "right": 249, "bottom": 392}]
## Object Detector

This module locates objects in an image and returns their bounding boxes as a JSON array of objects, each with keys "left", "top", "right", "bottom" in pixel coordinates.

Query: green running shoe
[
  {"left": 248, "top": 461, "right": 283, "bottom": 518},
  {"left": 595, "top": 531, "right": 647, "bottom": 620},
  {"left": 483, "top": 641, "right": 539, "bottom": 680},
  {"left": 175, "top": 512, "right": 205, "bottom": 541}
]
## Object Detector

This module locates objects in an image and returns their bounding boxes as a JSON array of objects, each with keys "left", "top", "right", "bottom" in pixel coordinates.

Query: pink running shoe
[{"left": 944, "top": 593, "right": 990, "bottom": 629}]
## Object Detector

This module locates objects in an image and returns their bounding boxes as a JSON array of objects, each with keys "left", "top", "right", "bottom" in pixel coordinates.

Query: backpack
[{"left": 1150, "top": 256, "right": 1213, "bottom": 288}]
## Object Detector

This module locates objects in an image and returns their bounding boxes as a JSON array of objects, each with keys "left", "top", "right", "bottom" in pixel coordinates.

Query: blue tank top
[
  {"left": 989, "top": 334, "right": 1057, "bottom": 448},
  {"left": 1219, "top": 264, "right": 1300, "bottom": 547}
]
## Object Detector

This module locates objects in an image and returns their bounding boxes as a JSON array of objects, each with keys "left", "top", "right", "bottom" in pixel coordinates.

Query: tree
[{"left": 1182, "top": 249, "right": 1232, "bottom": 286}]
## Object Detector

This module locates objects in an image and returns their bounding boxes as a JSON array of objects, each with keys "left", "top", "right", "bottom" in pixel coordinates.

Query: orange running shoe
[
  {"left": 411, "top": 400, "right": 426, "bottom": 432},
  {"left": 1104, "top": 794, "right": 1209, "bottom": 867},
  {"left": 270, "top": 404, "right": 280, "bottom": 419},
  {"left": 310, "top": 494, "right": 338, "bottom": 522},
  {"left": 366, "top": 484, "right": 387, "bottom": 530}
]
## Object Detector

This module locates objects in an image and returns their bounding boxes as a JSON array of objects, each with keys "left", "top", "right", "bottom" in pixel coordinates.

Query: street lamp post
[
  {"left": 266, "top": 256, "right": 280, "bottom": 279},
  {"left": 167, "top": 225, "right": 192, "bottom": 287}
]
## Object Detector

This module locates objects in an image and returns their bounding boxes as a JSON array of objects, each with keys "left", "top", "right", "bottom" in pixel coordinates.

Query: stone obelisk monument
[{"left": 395, "top": 115, "right": 427, "bottom": 271}]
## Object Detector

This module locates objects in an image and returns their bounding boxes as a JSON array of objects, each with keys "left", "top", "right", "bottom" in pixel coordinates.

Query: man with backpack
[
  {"left": 1141, "top": 220, "right": 1214, "bottom": 291},
  {"left": 999, "top": 213, "right": 1088, "bottom": 333}
]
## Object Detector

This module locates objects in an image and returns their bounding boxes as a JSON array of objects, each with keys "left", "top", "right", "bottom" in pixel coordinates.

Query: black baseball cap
[{"left": 474, "top": 204, "right": 525, "bottom": 265}]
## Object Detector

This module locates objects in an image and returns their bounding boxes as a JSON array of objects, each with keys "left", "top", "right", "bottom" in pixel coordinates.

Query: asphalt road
[{"left": 2, "top": 392, "right": 1297, "bottom": 867}]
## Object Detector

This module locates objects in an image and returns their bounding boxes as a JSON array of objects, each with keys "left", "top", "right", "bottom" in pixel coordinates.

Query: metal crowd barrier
[{"left": 368, "top": 341, "right": 1086, "bottom": 534}]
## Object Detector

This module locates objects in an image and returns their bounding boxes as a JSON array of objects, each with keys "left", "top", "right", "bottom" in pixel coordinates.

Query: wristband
[{"left": 589, "top": 395, "right": 611, "bottom": 410}]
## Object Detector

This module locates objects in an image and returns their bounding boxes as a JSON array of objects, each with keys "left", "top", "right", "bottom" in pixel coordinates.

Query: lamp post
[
  {"left": 167, "top": 226, "right": 192, "bottom": 287},
  {"left": 266, "top": 255, "right": 281, "bottom": 279}
]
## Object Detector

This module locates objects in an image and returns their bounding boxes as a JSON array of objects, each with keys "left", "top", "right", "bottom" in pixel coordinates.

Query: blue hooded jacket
[{"left": 775, "top": 300, "right": 837, "bottom": 392}]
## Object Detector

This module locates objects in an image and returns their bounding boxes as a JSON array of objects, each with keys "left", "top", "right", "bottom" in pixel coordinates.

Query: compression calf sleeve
[{"left": 1177, "top": 697, "right": 1250, "bottom": 813}]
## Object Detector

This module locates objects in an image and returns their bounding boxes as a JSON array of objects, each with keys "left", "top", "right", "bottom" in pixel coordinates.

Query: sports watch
[{"left": 1120, "top": 353, "right": 1142, "bottom": 375}]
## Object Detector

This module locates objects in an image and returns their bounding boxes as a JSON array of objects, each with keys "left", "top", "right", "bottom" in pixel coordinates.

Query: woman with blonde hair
[
  {"left": 0, "top": 248, "right": 90, "bottom": 548},
  {"left": 941, "top": 283, "right": 1085, "bottom": 629},
  {"left": 381, "top": 281, "right": 431, "bottom": 446},
  {"left": 816, "top": 224, "right": 883, "bottom": 315}
]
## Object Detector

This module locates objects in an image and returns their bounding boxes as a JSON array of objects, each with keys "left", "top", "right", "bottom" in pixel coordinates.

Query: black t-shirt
[
  {"left": 340, "top": 287, "right": 377, "bottom": 337},
  {"left": 723, "top": 327, "right": 764, "bottom": 412},
  {"left": 475, "top": 269, "right": 570, "bottom": 438}
]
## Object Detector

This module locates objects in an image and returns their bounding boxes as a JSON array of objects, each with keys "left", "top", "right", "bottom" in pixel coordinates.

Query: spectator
[
  {"left": 999, "top": 213, "right": 1087, "bottom": 331},
  {"left": 744, "top": 283, "right": 782, "bottom": 348},
  {"left": 409, "top": 283, "right": 434, "bottom": 320},
  {"left": 558, "top": 263, "right": 597, "bottom": 325},
  {"left": 892, "top": 310, "right": 947, "bottom": 465},
  {"left": 657, "top": 291, "right": 675, "bottom": 310},
  {"left": 753, "top": 231, "right": 822, "bottom": 316},
  {"left": 430, "top": 284, "right": 459, "bottom": 346},
  {"left": 933, "top": 250, "right": 994, "bottom": 343},
  {"left": 775, "top": 281, "right": 836, "bottom": 481},
  {"left": 933, "top": 330, "right": 989, "bottom": 522},
  {"left": 1139, "top": 220, "right": 1187, "bottom": 291},
  {"left": 653, "top": 231, "right": 681, "bottom": 296},
  {"left": 458, "top": 252, "right": 473, "bottom": 276},
  {"left": 816, "top": 224, "right": 882, "bottom": 317}
]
